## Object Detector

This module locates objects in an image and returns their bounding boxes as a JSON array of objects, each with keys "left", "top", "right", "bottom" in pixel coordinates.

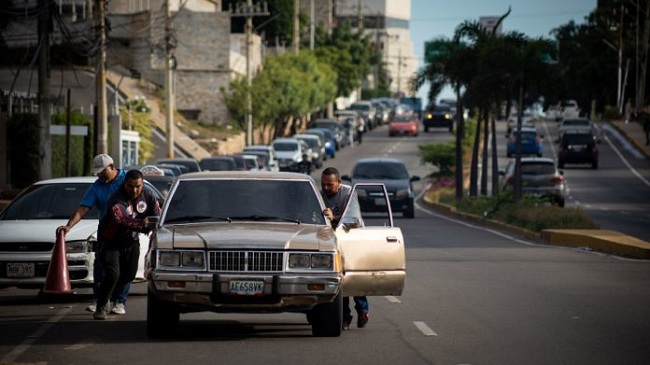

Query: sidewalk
[{"left": 608, "top": 119, "right": 650, "bottom": 159}]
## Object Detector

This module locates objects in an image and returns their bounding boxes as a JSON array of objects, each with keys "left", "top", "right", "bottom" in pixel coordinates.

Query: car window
[
  {"left": 562, "top": 133, "right": 594, "bottom": 144},
  {"left": 273, "top": 142, "right": 299, "bottom": 151},
  {"left": 521, "top": 163, "right": 556, "bottom": 175},
  {"left": 353, "top": 162, "right": 409, "bottom": 180},
  {"left": 200, "top": 159, "right": 237, "bottom": 171},
  {"left": 0, "top": 183, "right": 97, "bottom": 220},
  {"left": 164, "top": 180, "right": 326, "bottom": 225},
  {"left": 520, "top": 132, "right": 538, "bottom": 140}
]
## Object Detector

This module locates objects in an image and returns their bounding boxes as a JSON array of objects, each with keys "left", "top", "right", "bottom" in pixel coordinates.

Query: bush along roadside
[{"left": 427, "top": 187, "right": 598, "bottom": 233}]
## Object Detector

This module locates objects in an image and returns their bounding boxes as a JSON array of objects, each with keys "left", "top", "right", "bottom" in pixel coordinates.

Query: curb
[
  {"left": 607, "top": 121, "right": 650, "bottom": 159},
  {"left": 422, "top": 195, "right": 650, "bottom": 260}
]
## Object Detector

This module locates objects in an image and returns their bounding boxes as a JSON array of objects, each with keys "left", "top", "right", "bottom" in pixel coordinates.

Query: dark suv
[
  {"left": 422, "top": 104, "right": 454, "bottom": 132},
  {"left": 557, "top": 130, "right": 600, "bottom": 169}
]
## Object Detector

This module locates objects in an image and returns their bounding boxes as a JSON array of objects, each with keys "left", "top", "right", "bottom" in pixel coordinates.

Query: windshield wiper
[
  {"left": 165, "top": 215, "right": 231, "bottom": 223},
  {"left": 229, "top": 215, "right": 301, "bottom": 224}
]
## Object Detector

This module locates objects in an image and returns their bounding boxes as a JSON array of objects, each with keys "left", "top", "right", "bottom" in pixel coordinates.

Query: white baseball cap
[{"left": 92, "top": 154, "right": 114, "bottom": 175}]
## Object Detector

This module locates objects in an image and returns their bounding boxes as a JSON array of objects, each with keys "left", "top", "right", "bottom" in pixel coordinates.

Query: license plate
[
  {"left": 229, "top": 280, "right": 264, "bottom": 295},
  {"left": 374, "top": 198, "right": 387, "bottom": 206},
  {"left": 7, "top": 263, "right": 35, "bottom": 278}
]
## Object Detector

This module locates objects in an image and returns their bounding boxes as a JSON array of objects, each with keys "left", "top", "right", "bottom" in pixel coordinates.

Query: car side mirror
[
  {"left": 410, "top": 176, "right": 421, "bottom": 182},
  {"left": 341, "top": 175, "right": 351, "bottom": 181}
]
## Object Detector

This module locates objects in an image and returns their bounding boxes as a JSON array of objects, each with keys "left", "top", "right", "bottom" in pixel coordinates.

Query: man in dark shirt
[
  {"left": 320, "top": 167, "right": 369, "bottom": 330},
  {"left": 94, "top": 169, "right": 161, "bottom": 320}
]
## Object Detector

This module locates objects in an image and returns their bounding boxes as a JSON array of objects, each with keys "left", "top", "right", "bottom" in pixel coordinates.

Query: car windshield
[
  {"left": 0, "top": 182, "right": 98, "bottom": 220},
  {"left": 163, "top": 180, "right": 326, "bottom": 225},
  {"left": 353, "top": 162, "right": 409, "bottom": 180},
  {"left": 521, "top": 162, "right": 556, "bottom": 175}
]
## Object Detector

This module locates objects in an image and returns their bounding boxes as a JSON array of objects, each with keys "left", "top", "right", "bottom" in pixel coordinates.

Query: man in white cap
[{"left": 57, "top": 154, "right": 131, "bottom": 315}]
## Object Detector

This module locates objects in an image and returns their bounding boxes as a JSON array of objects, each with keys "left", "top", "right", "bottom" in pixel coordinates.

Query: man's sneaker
[
  {"left": 85, "top": 301, "right": 97, "bottom": 312},
  {"left": 93, "top": 306, "right": 108, "bottom": 320},
  {"left": 342, "top": 320, "right": 351, "bottom": 330},
  {"left": 357, "top": 313, "right": 369, "bottom": 328},
  {"left": 111, "top": 302, "right": 126, "bottom": 315}
]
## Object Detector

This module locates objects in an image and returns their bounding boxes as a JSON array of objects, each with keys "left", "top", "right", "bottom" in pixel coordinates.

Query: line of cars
[{"left": 499, "top": 104, "right": 600, "bottom": 208}]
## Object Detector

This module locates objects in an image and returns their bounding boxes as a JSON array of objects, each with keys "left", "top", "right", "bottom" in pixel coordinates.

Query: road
[{"left": 1, "top": 119, "right": 649, "bottom": 365}]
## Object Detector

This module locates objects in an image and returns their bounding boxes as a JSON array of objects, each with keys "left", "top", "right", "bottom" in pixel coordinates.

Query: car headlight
[
  {"left": 288, "top": 254, "right": 310, "bottom": 268},
  {"left": 65, "top": 240, "right": 90, "bottom": 253},
  {"left": 158, "top": 250, "right": 205, "bottom": 269},
  {"left": 288, "top": 253, "right": 336, "bottom": 270},
  {"left": 310, "top": 254, "right": 333, "bottom": 269},
  {"left": 395, "top": 189, "right": 410, "bottom": 199}
]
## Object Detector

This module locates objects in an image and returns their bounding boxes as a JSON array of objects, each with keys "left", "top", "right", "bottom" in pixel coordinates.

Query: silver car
[{"left": 145, "top": 171, "right": 406, "bottom": 337}]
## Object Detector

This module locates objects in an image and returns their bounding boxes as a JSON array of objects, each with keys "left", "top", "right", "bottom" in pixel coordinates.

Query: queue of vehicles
[{"left": 0, "top": 96, "right": 609, "bottom": 339}]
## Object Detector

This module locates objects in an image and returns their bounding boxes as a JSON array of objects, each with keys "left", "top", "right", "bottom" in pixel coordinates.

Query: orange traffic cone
[{"left": 40, "top": 230, "right": 74, "bottom": 297}]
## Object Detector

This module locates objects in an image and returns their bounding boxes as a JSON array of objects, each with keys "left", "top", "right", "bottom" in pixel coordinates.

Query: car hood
[
  {"left": 0, "top": 219, "right": 98, "bottom": 242},
  {"left": 155, "top": 223, "right": 336, "bottom": 251}
]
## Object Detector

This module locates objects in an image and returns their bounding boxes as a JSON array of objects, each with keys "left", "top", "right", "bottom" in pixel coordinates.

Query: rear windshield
[
  {"left": 562, "top": 133, "right": 594, "bottom": 144},
  {"left": 273, "top": 142, "right": 299, "bottom": 151},
  {"left": 353, "top": 162, "right": 409, "bottom": 180},
  {"left": 521, "top": 162, "right": 556, "bottom": 175}
]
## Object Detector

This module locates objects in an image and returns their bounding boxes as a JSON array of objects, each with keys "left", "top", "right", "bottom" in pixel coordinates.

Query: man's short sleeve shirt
[{"left": 80, "top": 169, "right": 126, "bottom": 220}]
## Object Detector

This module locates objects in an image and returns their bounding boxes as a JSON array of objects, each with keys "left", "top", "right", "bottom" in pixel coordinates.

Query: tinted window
[
  {"left": 562, "top": 133, "right": 594, "bottom": 145},
  {"left": 353, "top": 162, "right": 409, "bottom": 180},
  {"left": 164, "top": 180, "right": 325, "bottom": 225},
  {"left": 200, "top": 159, "right": 237, "bottom": 171},
  {"left": 0, "top": 183, "right": 97, "bottom": 220},
  {"left": 521, "top": 162, "right": 556, "bottom": 175},
  {"left": 273, "top": 142, "right": 299, "bottom": 151}
]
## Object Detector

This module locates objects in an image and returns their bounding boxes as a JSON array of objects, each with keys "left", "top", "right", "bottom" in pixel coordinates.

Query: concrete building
[{"left": 331, "top": 0, "right": 419, "bottom": 97}]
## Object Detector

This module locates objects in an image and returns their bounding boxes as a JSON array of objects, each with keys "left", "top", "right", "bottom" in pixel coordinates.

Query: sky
[{"left": 409, "top": 0, "right": 598, "bottom": 103}]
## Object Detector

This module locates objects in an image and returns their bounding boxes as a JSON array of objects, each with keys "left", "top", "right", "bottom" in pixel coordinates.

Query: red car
[{"left": 388, "top": 114, "right": 419, "bottom": 137}]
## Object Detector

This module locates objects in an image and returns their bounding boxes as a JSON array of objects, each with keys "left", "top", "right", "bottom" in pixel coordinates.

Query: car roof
[
  {"left": 176, "top": 171, "right": 314, "bottom": 181},
  {"left": 518, "top": 157, "right": 556, "bottom": 164},
  {"left": 354, "top": 157, "right": 405, "bottom": 165},
  {"left": 33, "top": 176, "right": 98, "bottom": 185}
]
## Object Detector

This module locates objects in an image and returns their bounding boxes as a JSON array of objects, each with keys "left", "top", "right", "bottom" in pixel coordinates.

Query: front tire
[
  {"left": 403, "top": 202, "right": 415, "bottom": 218},
  {"left": 310, "top": 293, "right": 343, "bottom": 337}
]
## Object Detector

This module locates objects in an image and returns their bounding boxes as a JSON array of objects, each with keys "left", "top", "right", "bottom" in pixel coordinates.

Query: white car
[
  {"left": 507, "top": 110, "right": 536, "bottom": 135},
  {"left": 0, "top": 176, "right": 164, "bottom": 290}
]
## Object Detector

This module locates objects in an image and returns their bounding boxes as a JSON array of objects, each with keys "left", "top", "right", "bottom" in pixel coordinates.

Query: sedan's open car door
[{"left": 337, "top": 184, "right": 405, "bottom": 296}]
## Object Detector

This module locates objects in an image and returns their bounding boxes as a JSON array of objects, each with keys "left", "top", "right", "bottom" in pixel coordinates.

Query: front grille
[
  {"left": 0, "top": 242, "right": 55, "bottom": 252},
  {"left": 208, "top": 251, "right": 284, "bottom": 272}
]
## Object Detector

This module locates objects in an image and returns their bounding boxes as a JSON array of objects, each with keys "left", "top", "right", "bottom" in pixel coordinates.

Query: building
[{"left": 330, "top": 0, "right": 418, "bottom": 97}]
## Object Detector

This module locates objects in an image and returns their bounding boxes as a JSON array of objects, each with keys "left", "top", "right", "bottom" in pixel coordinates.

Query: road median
[{"left": 424, "top": 199, "right": 650, "bottom": 260}]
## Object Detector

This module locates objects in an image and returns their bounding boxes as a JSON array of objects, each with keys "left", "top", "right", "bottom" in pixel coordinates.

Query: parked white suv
[
  {"left": 271, "top": 138, "right": 309, "bottom": 172},
  {"left": 243, "top": 145, "right": 279, "bottom": 172}
]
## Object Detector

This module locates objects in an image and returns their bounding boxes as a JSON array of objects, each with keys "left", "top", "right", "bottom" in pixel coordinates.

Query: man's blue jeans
[{"left": 343, "top": 296, "right": 368, "bottom": 323}]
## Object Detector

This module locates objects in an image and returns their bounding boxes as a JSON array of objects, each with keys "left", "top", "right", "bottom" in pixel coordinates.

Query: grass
[{"left": 430, "top": 186, "right": 598, "bottom": 233}]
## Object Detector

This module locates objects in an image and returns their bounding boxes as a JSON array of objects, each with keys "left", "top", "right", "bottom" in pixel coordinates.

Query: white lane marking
[
  {"left": 413, "top": 321, "right": 438, "bottom": 336},
  {"left": 385, "top": 295, "right": 401, "bottom": 304},
  {"left": 601, "top": 123, "right": 645, "bottom": 159},
  {"left": 601, "top": 128, "right": 650, "bottom": 188},
  {"left": 1, "top": 306, "right": 72, "bottom": 364}
]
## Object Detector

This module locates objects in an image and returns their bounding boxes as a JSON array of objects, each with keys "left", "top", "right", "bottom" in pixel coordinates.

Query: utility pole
[
  {"left": 38, "top": 0, "right": 52, "bottom": 179},
  {"left": 230, "top": 1, "right": 269, "bottom": 146},
  {"left": 617, "top": 1, "right": 624, "bottom": 114},
  {"left": 638, "top": 0, "right": 650, "bottom": 111},
  {"left": 97, "top": 0, "right": 108, "bottom": 155},
  {"left": 293, "top": 0, "right": 299, "bottom": 54},
  {"left": 165, "top": 0, "right": 175, "bottom": 158},
  {"left": 309, "top": 0, "right": 314, "bottom": 50}
]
